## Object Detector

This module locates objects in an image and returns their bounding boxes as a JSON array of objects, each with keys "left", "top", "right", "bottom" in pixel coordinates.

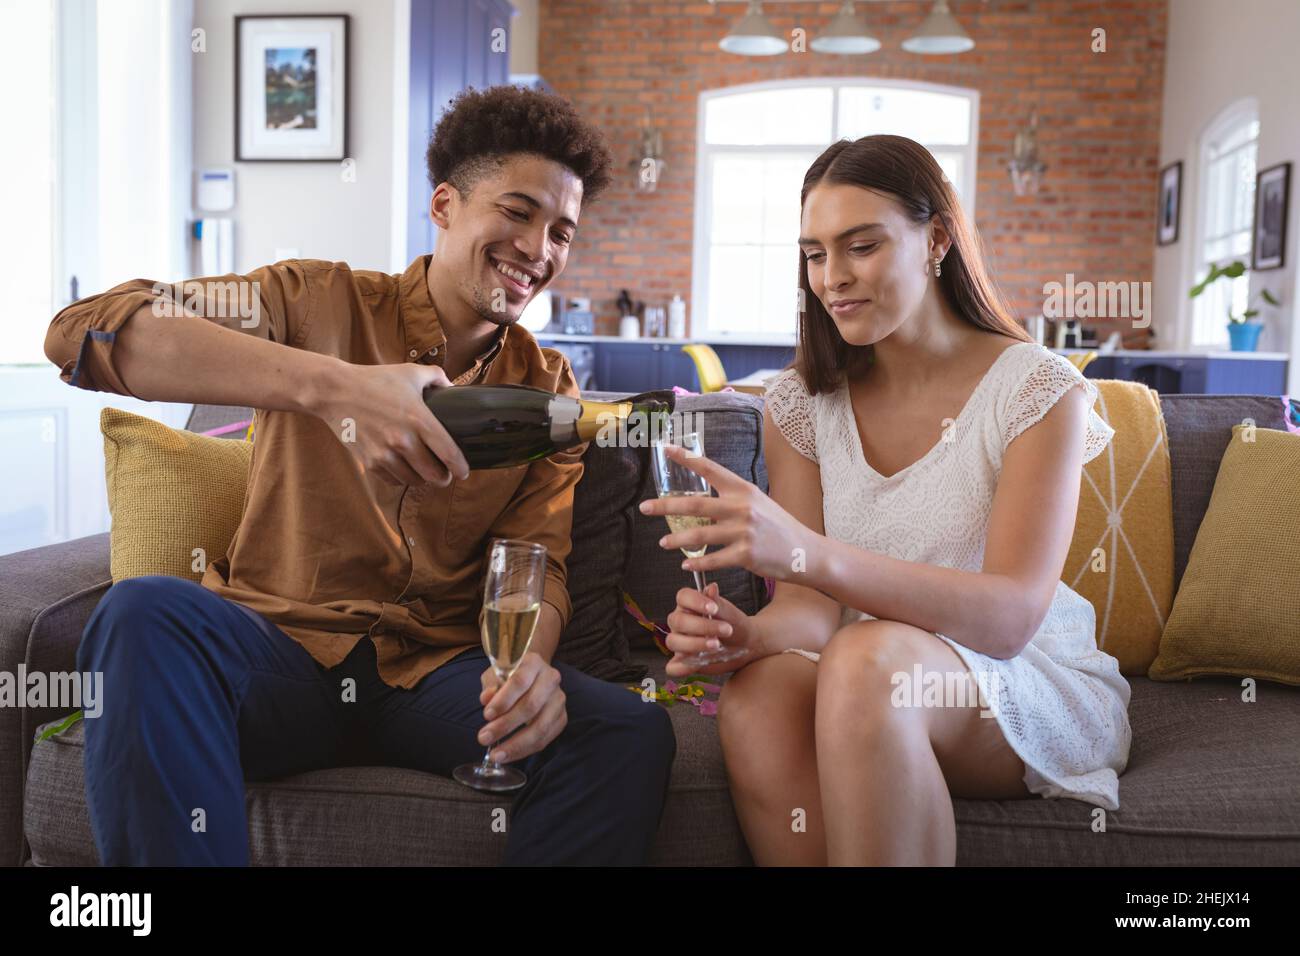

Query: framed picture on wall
[
  {"left": 235, "top": 15, "right": 349, "bottom": 161},
  {"left": 1251, "top": 162, "right": 1291, "bottom": 270},
  {"left": 1156, "top": 161, "right": 1182, "bottom": 246}
]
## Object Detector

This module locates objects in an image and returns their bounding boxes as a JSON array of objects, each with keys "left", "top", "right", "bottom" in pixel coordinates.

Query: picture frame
[
  {"left": 1156, "top": 160, "right": 1182, "bottom": 246},
  {"left": 235, "top": 14, "right": 349, "bottom": 162},
  {"left": 1251, "top": 162, "right": 1291, "bottom": 271}
]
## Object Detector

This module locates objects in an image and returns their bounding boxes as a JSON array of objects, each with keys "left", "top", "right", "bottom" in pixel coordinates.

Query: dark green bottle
[{"left": 423, "top": 384, "right": 675, "bottom": 469}]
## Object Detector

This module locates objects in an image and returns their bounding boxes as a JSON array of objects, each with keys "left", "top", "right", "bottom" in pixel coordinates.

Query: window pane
[
  {"left": 0, "top": 0, "right": 55, "bottom": 364},
  {"left": 711, "top": 154, "right": 809, "bottom": 245},
  {"left": 97, "top": 0, "right": 179, "bottom": 288},
  {"left": 707, "top": 246, "right": 762, "bottom": 333},
  {"left": 838, "top": 86, "right": 971, "bottom": 145},
  {"left": 710, "top": 158, "right": 765, "bottom": 244},
  {"left": 760, "top": 244, "right": 800, "bottom": 336},
  {"left": 705, "top": 87, "right": 833, "bottom": 146},
  {"left": 930, "top": 150, "right": 964, "bottom": 204},
  {"left": 1232, "top": 143, "right": 1257, "bottom": 234}
]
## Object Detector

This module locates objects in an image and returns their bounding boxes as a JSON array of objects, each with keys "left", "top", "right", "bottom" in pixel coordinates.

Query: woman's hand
[
  {"left": 638, "top": 444, "right": 822, "bottom": 583},
  {"left": 664, "top": 582, "right": 759, "bottom": 677}
]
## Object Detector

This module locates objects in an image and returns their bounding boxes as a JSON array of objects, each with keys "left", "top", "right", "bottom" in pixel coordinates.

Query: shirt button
[
  {"left": 409, "top": 349, "right": 418, "bottom": 358},
  {"left": 407, "top": 536, "right": 416, "bottom": 548}
]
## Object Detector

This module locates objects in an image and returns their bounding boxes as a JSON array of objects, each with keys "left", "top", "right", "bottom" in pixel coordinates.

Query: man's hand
[
  {"left": 476, "top": 652, "right": 567, "bottom": 763},
  {"left": 312, "top": 360, "right": 470, "bottom": 487}
]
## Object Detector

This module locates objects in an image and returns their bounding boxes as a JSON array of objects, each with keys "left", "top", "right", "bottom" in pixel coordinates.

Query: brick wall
[{"left": 539, "top": 0, "right": 1167, "bottom": 345}]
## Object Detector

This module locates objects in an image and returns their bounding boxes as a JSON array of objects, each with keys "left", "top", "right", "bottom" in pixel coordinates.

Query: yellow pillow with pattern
[
  {"left": 101, "top": 407, "right": 252, "bottom": 583},
  {"left": 1063, "top": 380, "right": 1175, "bottom": 675}
]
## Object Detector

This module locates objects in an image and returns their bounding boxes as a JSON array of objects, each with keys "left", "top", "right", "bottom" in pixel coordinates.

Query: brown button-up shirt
[{"left": 44, "top": 255, "right": 585, "bottom": 689}]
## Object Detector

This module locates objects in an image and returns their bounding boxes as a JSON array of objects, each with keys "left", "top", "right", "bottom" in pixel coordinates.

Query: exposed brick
[{"left": 539, "top": 0, "right": 1165, "bottom": 346}]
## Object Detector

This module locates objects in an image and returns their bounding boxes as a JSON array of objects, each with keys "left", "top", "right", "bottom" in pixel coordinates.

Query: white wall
[
  {"left": 1156, "top": 0, "right": 1300, "bottom": 392},
  {"left": 192, "top": 0, "right": 396, "bottom": 273}
]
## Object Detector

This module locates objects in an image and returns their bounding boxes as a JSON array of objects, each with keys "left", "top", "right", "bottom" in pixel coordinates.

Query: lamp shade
[
  {"left": 902, "top": 0, "right": 974, "bottom": 54},
  {"left": 810, "top": 1, "right": 881, "bottom": 55},
  {"left": 720, "top": 1, "right": 788, "bottom": 56}
]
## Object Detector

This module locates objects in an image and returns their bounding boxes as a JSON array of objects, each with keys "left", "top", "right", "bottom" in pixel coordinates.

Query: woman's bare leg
[
  {"left": 814, "top": 619, "right": 1032, "bottom": 866},
  {"left": 717, "top": 652, "right": 824, "bottom": 866}
]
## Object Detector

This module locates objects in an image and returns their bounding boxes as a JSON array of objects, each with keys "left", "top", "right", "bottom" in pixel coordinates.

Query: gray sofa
[{"left": 4, "top": 389, "right": 1299, "bottom": 866}]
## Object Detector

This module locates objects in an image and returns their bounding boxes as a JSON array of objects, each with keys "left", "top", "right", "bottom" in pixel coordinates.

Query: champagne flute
[
  {"left": 650, "top": 425, "right": 747, "bottom": 667},
  {"left": 453, "top": 538, "right": 548, "bottom": 792}
]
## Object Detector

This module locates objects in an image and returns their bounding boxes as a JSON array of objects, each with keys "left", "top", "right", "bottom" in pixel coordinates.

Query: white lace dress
[{"left": 765, "top": 342, "right": 1132, "bottom": 810}]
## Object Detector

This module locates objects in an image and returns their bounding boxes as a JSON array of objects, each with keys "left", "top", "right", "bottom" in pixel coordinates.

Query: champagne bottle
[{"left": 422, "top": 384, "right": 675, "bottom": 470}]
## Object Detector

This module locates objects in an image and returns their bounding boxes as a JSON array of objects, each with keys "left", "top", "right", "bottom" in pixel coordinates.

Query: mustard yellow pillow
[
  {"left": 101, "top": 407, "right": 253, "bottom": 583},
  {"left": 1149, "top": 425, "right": 1300, "bottom": 685},
  {"left": 1063, "top": 380, "right": 1175, "bottom": 675}
]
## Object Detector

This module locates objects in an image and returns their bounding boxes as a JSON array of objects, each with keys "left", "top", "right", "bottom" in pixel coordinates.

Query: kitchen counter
[{"left": 1057, "top": 348, "right": 1289, "bottom": 360}]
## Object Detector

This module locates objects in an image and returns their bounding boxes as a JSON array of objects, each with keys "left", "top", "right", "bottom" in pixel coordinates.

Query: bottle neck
[
  {"left": 548, "top": 397, "right": 669, "bottom": 445},
  {"left": 575, "top": 398, "right": 634, "bottom": 442}
]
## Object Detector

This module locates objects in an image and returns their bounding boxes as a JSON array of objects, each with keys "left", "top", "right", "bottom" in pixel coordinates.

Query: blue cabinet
[
  {"left": 592, "top": 342, "right": 699, "bottom": 393},
  {"left": 537, "top": 339, "right": 796, "bottom": 392},
  {"left": 1083, "top": 354, "right": 1286, "bottom": 394}
]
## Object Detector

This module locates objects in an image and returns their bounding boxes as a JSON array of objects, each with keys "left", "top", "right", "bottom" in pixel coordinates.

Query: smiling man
[{"left": 44, "top": 85, "right": 676, "bottom": 866}]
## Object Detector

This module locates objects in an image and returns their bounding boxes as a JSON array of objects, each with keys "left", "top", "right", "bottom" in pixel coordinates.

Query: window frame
[
  {"left": 1187, "top": 97, "right": 1259, "bottom": 349},
  {"left": 690, "top": 77, "right": 980, "bottom": 343}
]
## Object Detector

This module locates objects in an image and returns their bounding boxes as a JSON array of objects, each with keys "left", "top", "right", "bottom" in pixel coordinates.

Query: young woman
[{"left": 638, "top": 134, "right": 1131, "bottom": 866}]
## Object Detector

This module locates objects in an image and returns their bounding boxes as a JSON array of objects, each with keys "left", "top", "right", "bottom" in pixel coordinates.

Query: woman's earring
[{"left": 933, "top": 256, "right": 942, "bottom": 278}]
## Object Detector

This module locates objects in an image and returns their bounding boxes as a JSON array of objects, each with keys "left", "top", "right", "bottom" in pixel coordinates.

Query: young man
[{"left": 44, "top": 85, "right": 675, "bottom": 866}]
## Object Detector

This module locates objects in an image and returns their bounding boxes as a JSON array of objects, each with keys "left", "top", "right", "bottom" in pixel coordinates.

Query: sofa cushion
[
  {"left": 1150, "top": 425, "right": 1300, "bottom": 685},
  {"left": 23, "top": 645, "right": 751, "bottom": 866},
  {"left": 1157, "top": 395, "right": 1288, "bottom": 590},
  {"left": 953, "top": 675, "right": 1300, "bottom": 864},
  {"left": 101, "top": 407, "right": 253, "bottom": 584},
  {"left": 1063, "top": 380, "right": 1174, "bottom": 675},
  {"left": 551, "top": 391, "right": 662, "bottom": 681},
  {"left": 25, "top": 648, "right": 1300, "bottom": 865}
]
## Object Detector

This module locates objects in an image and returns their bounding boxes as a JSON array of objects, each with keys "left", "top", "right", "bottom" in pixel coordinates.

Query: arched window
[
  {"left": 691, "top": 79, "right": 979, "bottom": 340},
  {"left": 1191, "top": 99, "right": 1259, "bottom": 347}
]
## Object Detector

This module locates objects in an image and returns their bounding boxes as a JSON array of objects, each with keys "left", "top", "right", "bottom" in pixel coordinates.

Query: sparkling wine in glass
[
  {"left": 453, "top": 538, "right": 547, "bottom": 792},
  {"left": 651, "top": 427, "right": 746, "bottom": 667}
]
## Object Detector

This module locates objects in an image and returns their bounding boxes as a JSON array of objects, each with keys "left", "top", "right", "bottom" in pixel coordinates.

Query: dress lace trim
[
  {"left": 766, "top": 367, "right": 818, "bottom": 463},
  {"left": 1002, "top": 352, "right": 1115, "bottom": 465}
]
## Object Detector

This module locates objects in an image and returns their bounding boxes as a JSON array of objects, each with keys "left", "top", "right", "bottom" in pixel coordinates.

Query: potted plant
[{"left": 1188, "top": 260, "right": 1280, "bottom": 351}]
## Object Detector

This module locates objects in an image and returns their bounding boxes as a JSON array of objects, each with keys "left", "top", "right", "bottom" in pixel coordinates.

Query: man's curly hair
[{"left": 426, "top": 85, "right": 615, "bottom": 207}]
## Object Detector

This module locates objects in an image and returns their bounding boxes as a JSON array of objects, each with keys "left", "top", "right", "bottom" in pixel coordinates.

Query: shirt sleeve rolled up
[{"left": 43, "top": 261, "right": 313, "bottom": 396}]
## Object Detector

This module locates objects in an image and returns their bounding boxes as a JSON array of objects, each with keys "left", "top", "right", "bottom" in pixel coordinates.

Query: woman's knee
[
  {"left": 816, "top": 620, "right": 932, "bottom": 723},
  {"left": 718, "top": 656, "right": 816, "bottom": 758}
]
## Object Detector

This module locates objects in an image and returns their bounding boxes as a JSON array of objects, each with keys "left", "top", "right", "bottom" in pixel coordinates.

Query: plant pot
[{"left": 1227, "top": 321, "right": 1264, "bottom": 351}]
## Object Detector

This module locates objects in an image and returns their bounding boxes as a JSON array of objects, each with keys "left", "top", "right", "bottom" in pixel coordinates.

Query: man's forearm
[{"left": 113, "top": 305, "right": 344, "bottom": 413}]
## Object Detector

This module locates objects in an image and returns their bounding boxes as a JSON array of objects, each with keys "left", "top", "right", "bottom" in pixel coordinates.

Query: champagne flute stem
[
  {"left": 692, "top": 568, "right": 714, "bottom": 622},
  {"left": 480, "top": 664, "right": 513, "bottom": 771}
]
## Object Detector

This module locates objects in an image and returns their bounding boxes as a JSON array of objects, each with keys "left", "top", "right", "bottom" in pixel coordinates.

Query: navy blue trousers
[{"left": 77, "top": 575, "right": 675, "bottom": 866}]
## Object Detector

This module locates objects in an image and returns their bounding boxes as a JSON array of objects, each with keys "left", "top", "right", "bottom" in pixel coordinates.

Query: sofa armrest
[{"left": 0, "top": 533, "right": 112, "bottom": 866}]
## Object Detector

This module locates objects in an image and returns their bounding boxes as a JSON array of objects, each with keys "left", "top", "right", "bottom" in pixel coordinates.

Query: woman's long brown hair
[{"left": 794, "top": 135, "right": 1032, "bottom": 395}]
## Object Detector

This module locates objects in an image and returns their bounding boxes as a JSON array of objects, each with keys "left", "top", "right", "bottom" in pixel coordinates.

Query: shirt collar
[{"left": 399, "top": 254, "right": 509, "bottom": 371}]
